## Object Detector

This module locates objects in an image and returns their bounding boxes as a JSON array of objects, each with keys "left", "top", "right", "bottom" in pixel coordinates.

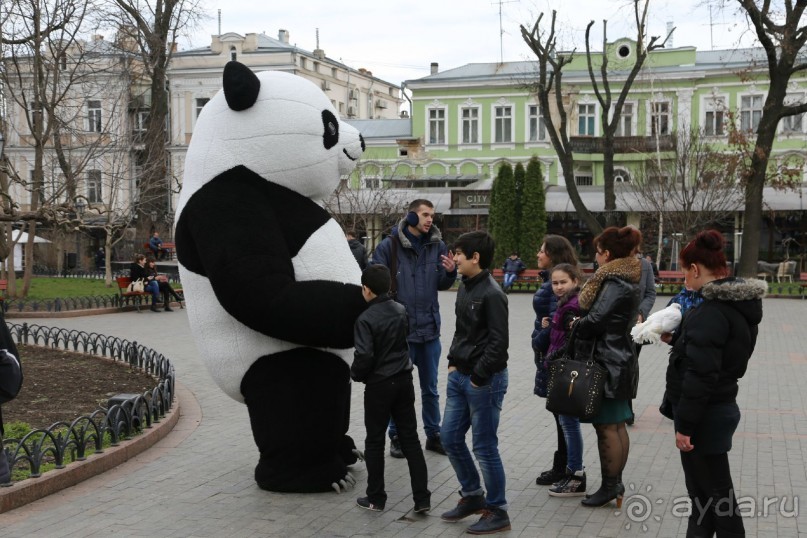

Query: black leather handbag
[{"left": 545, "top": 327, "right": 607, "bottom": 420}]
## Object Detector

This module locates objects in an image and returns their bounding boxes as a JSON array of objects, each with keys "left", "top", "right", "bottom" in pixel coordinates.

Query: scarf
[{"left": 578, "top": 256, "right": 642, "bottom": 311}]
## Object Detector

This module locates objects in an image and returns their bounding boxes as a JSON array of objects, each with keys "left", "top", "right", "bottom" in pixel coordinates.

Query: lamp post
[{"left": 75, "top": 198, "right": 86, "bottom": 218}]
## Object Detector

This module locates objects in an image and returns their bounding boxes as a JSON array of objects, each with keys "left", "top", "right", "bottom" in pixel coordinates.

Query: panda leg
[{"left": 241, "top": 348, "right": 357, "bottom": 493}]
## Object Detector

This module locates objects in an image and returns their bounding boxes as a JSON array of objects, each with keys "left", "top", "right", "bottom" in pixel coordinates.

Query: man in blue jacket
[{"left": 372, "top": 199, "right": 457, "bottom": 458}]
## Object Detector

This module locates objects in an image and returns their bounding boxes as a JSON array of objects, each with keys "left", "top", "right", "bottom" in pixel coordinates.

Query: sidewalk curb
[{"left": 0, "top": 382, "right": 194, "bottom": 514}]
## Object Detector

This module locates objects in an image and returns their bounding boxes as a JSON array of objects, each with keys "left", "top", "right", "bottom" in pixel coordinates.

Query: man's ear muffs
[{"left": 405, "top": 211, "right": 419, "bottom": 227}]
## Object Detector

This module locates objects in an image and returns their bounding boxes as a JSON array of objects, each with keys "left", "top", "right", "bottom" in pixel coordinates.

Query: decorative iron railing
[{"left": 0, "top": 323, "right": 175, "bottom": 486}]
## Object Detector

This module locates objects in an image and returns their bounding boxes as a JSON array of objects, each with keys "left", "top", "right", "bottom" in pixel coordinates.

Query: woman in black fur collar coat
[
  {"left": 572, "top": 226, "right": 642, "bottom": 509},
  {"left": 663, "top": 230, "right": 766, "bottom": 537}
]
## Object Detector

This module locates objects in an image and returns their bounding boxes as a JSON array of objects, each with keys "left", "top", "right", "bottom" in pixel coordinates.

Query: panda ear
[{"left": 223, "top": 61, "right": 261, "bottom": 111}]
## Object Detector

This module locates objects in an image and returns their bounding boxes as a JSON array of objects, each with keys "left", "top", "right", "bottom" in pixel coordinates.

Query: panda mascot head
[{"left": 175, "top": 62, "right": 369, "bottom": 493}]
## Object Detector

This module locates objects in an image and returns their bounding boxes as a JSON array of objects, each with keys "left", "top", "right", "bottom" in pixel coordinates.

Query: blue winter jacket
[
  {"left": 372, "top": 220, "right": 457, "bottom": 343},
  {"left": 531, "top": 270, "right": 557, "bottom": 353}
]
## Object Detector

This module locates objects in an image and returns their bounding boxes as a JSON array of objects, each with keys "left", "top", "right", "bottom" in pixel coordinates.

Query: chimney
[
  {"left": 667, "top": 21, "right": 674, "bottom": 48},
  {"left": 278, "top": 29, "right": 289, "bottom": 44},
  {"left": 430, "top": 62, "right": 438, "bottom": 75}
]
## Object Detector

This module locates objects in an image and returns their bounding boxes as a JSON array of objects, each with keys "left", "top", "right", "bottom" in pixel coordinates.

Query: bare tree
[
  {"left": 105, "top": 0, "right": 206, "bottom": 240},
  {"left": 520, "top": 1, "right": 670, "bottom": 233},
  {"left": 727, "top": 0, "right": 807, "bottom": 276},
  {"left": 619, "top": 128, "right": 746, "bottom": 265},
  {"left": 323, "top": 163, "right": 410, "bottom": 254}
]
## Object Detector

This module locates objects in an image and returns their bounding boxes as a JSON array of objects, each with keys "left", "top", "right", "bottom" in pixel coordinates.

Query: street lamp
[
  {"left": 150, "top": 209, "right": 158, "bottom": 222},
  {"left": 75, "top": 198, "right": 86, "bottom": 218}
]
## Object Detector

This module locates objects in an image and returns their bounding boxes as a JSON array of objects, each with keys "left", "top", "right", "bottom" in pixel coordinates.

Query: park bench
[
  {"left": 143, "top": 241, "right": 176, "bottom": 260},
  {"left": 800, "top": 272, "right": 807, "bottom": 299},
  {"left": 0, "top": 279, "right": 6, "bottom": 301},
  {"left": 115, "top": 276, "right": 151, "bottom": 312},
  {"left": 491, "top": 268, "right": 542, "bottom": 291}
]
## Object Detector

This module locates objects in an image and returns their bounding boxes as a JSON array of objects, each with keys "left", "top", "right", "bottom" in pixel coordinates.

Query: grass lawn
[{"left": 8, "top": 277, "right": 120, "bottom": 300}]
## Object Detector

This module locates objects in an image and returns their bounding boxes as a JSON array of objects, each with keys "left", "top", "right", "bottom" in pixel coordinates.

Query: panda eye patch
[{"left": 321, "top": 110, "right": 340, "bottom": 149}]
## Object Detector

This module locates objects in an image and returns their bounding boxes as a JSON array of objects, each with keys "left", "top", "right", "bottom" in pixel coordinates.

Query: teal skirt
[{"left": 581, "top": 398, "right": 632, "bottom": 424}]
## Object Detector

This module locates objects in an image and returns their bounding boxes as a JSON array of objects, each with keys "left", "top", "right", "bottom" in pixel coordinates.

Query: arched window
[{"left": 230, "top": 46, "right": 237, "bottom": 62}]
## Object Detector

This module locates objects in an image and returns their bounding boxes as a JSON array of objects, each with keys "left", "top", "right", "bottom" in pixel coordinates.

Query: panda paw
[
  {"left": 351, "top": 448, "right": 365, "bottom": 462},
  {"left": 331, "top": 472, "right": 357, "bottom": 494}
]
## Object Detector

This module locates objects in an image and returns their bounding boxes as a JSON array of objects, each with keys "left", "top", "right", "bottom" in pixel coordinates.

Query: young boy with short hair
[
  {"left": 440, "top": 231, "right": 511, "bottom": 534},
  {"left": 350, "top": 265, "right": 430, "bottom": 513}
]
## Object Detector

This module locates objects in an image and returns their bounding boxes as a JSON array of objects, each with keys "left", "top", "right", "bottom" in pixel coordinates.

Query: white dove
[{"left": 631, "top": 303, "right": 683, "bottom": 344}]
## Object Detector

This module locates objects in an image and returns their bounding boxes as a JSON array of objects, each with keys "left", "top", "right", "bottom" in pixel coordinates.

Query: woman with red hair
[
  {"left": 661, "top": 230, "right": 766, "bottom": 536},
  {"left": 571, "top": 226, "right": 642, "bottom": 508}
]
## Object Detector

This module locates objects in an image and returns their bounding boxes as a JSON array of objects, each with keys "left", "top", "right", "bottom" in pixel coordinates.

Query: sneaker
[
  {"left": 413, "top": 500, "right": 431, "bottom": 513},
  {"left": 535, "top": 467, "right": 565, "bottom": 486},
  {"left": 548, "top": 470, "right": 586, "bottom": 497},
  {"left": 389, "top": 436, "right": 404, "bottom": 459},
  {"left": 440, "top": 493, "right": 486, "bottom": 522},
  {"left": 467, "top": 507, "right": 512, "bottom": 535},
  {"left": 356, "top": 497, "right": 384, "bottom": 512},
  {"left": 425, "top": 434, "right": 446, "bottom": 455}
]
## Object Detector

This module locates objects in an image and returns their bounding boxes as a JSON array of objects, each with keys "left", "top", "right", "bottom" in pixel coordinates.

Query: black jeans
[
  {"left": 363, "top": 371, "right": 430, "bottom": 506},
  {"left": 680, "top": 450, "right": 745, "bottom": 537}
]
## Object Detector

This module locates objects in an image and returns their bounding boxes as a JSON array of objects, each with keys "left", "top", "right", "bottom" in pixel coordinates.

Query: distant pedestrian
[{"left": 346, "top": 230, "right": 367, "bottom": 270}]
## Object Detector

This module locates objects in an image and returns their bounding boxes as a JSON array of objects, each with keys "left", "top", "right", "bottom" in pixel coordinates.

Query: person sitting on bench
[
  {"left": 130, "top": 254, "right": 162, "bottom": 313},
  {"left": 149, "top": 231, "right": 168, "bottom": 260}
]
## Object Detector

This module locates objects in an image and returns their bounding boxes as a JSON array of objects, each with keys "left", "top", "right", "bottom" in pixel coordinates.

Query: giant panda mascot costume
[{"left": 175, "top": 61, "right": 367, "bottom": 493}]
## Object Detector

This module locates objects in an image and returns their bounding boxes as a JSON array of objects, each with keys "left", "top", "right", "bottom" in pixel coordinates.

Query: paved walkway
[{"left": 0, "top": 293, "right": 805, "bottom": 537}]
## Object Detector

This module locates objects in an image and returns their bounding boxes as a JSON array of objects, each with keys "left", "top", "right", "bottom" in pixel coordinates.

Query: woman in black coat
[
  {"left": 662, "top": 230, "right": 765, "bottom": 537},
  {"left": 572, "top": 226, "right": 642, "bottom": 508},
  {"left": 129, "top": 254, "right": 162, "bottom": 313}
]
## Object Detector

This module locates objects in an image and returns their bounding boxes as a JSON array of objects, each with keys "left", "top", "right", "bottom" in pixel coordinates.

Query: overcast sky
[{"left": 179, "top": 0, "right": 757, "bottom": 86}]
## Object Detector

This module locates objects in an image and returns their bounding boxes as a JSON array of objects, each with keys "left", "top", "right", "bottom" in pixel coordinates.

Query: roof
[{"left": 345, "top": 119, "right": 412, "bottom": 139}]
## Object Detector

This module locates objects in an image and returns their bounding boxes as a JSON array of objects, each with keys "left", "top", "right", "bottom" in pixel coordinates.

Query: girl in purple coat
[{"left": 542, "top": 263, "right": 586, "bottom": 497}]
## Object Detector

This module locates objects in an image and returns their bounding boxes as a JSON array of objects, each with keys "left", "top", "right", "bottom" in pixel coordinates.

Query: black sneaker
[
  {"left": 440, "top": 493, "right": 486, "bottom": 522},
  {"left": 467, "top": 507, "right": 511, "bottom": 535},
  {"left": 389, "top": 436, "right": 404, "bottom": 458},
  {"left": 356, "top": 497, "right": 384, "bottom": 512},
  {"left": 535, "top": 467, "right": 565, "bottom": 486},
  {"left": 425, "top": 434, "right": 446, "bottom": 455},
  {"left": 548, "top": 470, "right": 586, "bottom": 497},
  {"left": 414, "top": 500, "right": 431, "bottom": 513}
]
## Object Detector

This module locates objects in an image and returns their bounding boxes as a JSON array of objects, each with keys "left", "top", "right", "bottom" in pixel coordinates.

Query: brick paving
[{"left": 0, "top": 293, "right": 805, "bottom": 537}]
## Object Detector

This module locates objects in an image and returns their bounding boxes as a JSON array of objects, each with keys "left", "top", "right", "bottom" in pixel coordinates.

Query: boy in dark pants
[
  {"left": 351, "top": 265, "right": 431, "bottom": 513},
  {"left": 440, "top": 231, "right": 511, "bottom": 534}
]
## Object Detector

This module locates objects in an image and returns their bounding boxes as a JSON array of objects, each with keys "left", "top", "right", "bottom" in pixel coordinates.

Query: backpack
[{"left": 0, "top": 349, "right": 22, "bottom": 404}]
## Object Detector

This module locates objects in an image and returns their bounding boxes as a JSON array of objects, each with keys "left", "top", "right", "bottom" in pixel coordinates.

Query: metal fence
[{"left": 0, "top": 323, "right": 175, "bottom": 486}]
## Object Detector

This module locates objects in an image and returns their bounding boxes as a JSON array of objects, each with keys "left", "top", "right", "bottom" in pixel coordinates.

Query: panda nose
[{"left": 359, "top": 134, "right": 366, "bottom": 152}]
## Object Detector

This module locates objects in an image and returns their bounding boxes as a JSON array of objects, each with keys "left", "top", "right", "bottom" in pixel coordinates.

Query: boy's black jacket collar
[
  {"left": 461, "top": 269, "right": 490, "bottom": 289},
  {"left": 368, "top": 293, "right": 393, "bottom": 306}
]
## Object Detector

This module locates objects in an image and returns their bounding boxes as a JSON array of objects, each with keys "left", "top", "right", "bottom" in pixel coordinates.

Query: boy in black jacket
[
  {"left": 440, "top": 231, "right": 511, "bottom": 534},
  {"left": 351, "top": 265, "right": 430, "bottom": 513}
]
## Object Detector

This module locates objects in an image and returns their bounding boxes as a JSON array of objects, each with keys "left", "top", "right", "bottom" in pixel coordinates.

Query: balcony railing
[{"left": 569, "top": 135, "right": 675, "bottom": 154}]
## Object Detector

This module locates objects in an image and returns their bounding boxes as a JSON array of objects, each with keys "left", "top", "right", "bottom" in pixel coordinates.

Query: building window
[
  {"left": 300, "top": 57, "right": 307, "bottom": 69},
  {"left": 494, "top": 105, "right": 512, "bottom": 143},
  {"left": 59, "top": 53, "right": 67, "bottom": 70},
  {"left": 428, "top": 108, "right": 446, "bottom": 145},
  {"left": 313, "top": 62, "right": 319, "bottom": 73},
  {"left": 461, "top": 107, "right": 479, "bottom": 144},
  {"left": 575, "top": 175, "right": 593, "bottom": 186},
  {"left": 87, "top": 169, "right": 102, "bottom": 203},
  {"left": 528, "top": 105, "right": 546, "bottom": 141},
  {"left": 650, "top": 101, "right": 670, "bottom": 136},
  {"left": 740, "top": 95, "right": 763, "bottom": 132},
  {"left": 29, "top": 100, "right": 43, "bottom": 132},
  {"left": 229, "top": 46, "right": 237, "bottom": 62},
  {"left": 87, "top": 100, "right": 102, "bottom": 132},
  {"left": 615, "top": 103, "right": 633, "bottom": 137},
  {"left": 195, "top": 98, "right": 209, "bottom": 118},
  {"left": 578, "top": 103, "right": 595, "bottom": 136},
  {"left": 782, "top": 96, "right": 804, "bottom": 134},
  {"left": 331, "top": 67, "right": 337, "bottom": 78},
  {"left": 704, "top": 97, "right": 726, "bottom": 136},
  {"left": 133, "top": 110, "right": 148, "bottom": 135}
]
